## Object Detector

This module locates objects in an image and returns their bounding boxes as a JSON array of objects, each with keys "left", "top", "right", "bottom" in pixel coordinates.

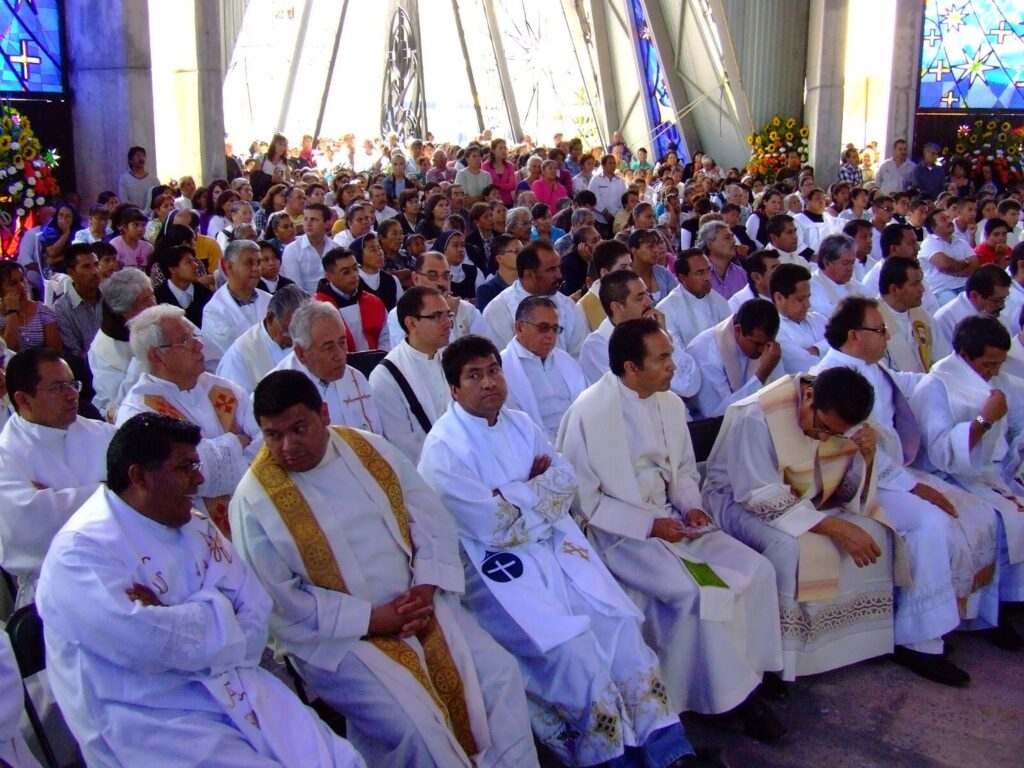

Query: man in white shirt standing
[
  {"left": 370, "top": 287, "right": 454, "bottom": 462},
  {"left": 588, "top": 154, "right": 627, "bottom": 236},
  {"left": 501, "top": 296, "right": 587, "bottom": 440},
  {"left": 918, "top": 210, "right": 978, "bottom": 306},
  {"left": 809, "top": 233, "right": 862, "bottom": 318},
  {"left": 281, "top": 203, "right": 334, "bottom": 293},
  {"left": 657, "top": 249, "right": 731, "bottom": 347},
  {"left": 875, "top": 139, "right": 916, "bottom": 195},
  {"left": 36, "top": 413, "right": 364, "bottom": 768},
  {"left": 202, "top": 239, "right": 272, "bottom": 370},
  {"left": 217, "top": 285, "right": 308, "bottom": 393},
  {"left": 0, "top": 348, "right": 116, "bottom": 606},
  {"left": 271, "top": 300, "right": 381, "bottom": 434},
  {"left": 771, "top": 264, "right": 828, "bottom": 373}
]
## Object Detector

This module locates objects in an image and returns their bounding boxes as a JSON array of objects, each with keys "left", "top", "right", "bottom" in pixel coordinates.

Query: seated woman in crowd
[
  {"left": 39, "top": 202, "right": 81, "bottom": 275},
  {"left": 0, "top": 262, "right": 61, "bottom": 353},
  {"left": 198, "top": 178, "right": 230, "bottom": 235},
  {"left": 416, "top": 192, "right": 449, "bottom": 245},
  {"left": 253, "top": 182, "right": 287, "bottom": 234}
]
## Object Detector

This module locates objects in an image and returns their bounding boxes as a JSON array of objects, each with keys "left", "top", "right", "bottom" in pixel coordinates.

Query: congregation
[{"left": 0, "top": 129, "right": 1023, "bottom": 768}]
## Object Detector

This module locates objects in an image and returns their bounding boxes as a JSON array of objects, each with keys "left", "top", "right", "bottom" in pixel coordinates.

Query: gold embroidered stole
[
  {"left": 713, "top": 317, "right": 745, "bottom": 392},
  {"left": 142, "top": 383, "right": 239, "bottom": 537},
  {"left": 250, "top": 426, "right": 478, "bottom": 757},
  {"left": 908, "top": 307, "right": 933, "bottom": 372}
]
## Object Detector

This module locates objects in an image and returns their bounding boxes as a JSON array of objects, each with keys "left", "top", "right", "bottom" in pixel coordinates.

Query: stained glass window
[
  {"left": 919, "top": 0, "right": 1023, "bottom": 110},
  {"left": 629, "top": 0, "right": 683, "bottom": 161},
  {"left": 0, "top": 0, "right": 64, "bottom": 94}
]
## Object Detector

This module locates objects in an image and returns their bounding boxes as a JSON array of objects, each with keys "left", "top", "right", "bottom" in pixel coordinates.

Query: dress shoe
[
  {"left": 980, "top": 619, "right": 1024, "bottom": 652},
  {"left": 892, "top": 646, "right": 970, "bottom": 687},
  {"left": 758, "top": 671, "right": 790, "bottom": 701},
  {"left": 734, "top": 694, "right": 787, "bottom": 743},
  {"left": 669, "top": 746, "right": 730, "bottom": 768}
]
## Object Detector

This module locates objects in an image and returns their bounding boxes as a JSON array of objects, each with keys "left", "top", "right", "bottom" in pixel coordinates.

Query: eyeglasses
[
  {"left": 520, "top": 320, "right": 564, "bottom": 335},
  {"left": 173, "top": 459, "right": 203, "bottom": 475},
  {"left": 415, "top": 270, "right": 452, "bottom": 282},
  {"left": 877, "top": 206, "right": 894, "bottom": 213},
  {"left": 157, "top": 334, "right": 203, "bottom": 350},
  {"left": 811, "top": 410, "right": 845, "bottom": 439},
  {"left": 414, "top": 311, "right": 455, "bottom": 323},
  {"left": 42, "top": 380, "right": 82, "bottom": 395},
  {"left": 857, "top": 325, "right": 888, "bottom": 335}
]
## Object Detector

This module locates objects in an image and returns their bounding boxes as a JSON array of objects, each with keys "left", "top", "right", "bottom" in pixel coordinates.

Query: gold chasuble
[
  {"left": 143, "top": 385, "right": 239, "bottom": 536},
  {"left": 251, "top": 426, "right": 478, "bottom": 758}
]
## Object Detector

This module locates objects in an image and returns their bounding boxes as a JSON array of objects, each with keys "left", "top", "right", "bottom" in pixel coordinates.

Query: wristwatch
[{"left": 975, "top": 415, "right": 994, "bottom": 432}]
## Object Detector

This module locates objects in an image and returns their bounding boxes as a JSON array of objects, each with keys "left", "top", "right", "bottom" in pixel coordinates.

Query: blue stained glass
[
  {"left": 0, "top": 0, "right": 65, "bottom": 95},
  {"left": 629, "top": 0, "right": 683, "bottom": 162},
  {"left": 919, "top": 0, "right": 1023, "bottom": 110}
]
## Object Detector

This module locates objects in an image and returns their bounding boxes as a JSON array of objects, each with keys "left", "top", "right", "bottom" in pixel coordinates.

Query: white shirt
[
  {"left": 686, "top": 324, "right": 782, "bottom": 418},
  {"left": 656, "top": 285, "right": 731, "bottom": 347},
  {"left": 216, "top": 321, "right": 290, "bottom": 393},
  {"left": 483, "top": 281, "right": 586, "bottom": 357},
  {"left": 875, "top": 158, "right": 916, "bottom": 195},
  {"left": 281, "top": 234, "right": 330, "bottom": 293},
  {"left": 933, "top": 292, "right": 982, "bottom": 348},
  {"left": 918, "top": 234, "right": 974, "bottom": 299},
  {"left": 387, "top": 298, "right": 488, "bottom": 347},
  {"left": 727, "top": 284, "right": 771, "bottom": 313},
  {"left": 809, "top": 270, "right": 861, "bottom": 318},
  {"left": 860, "top": 259, "right": 941, "bottom": 315},
  {"left": 506, "top": 342, "right": 577, "bottom": 436},
  {"left": 588, "top": 173, "right": 628, "bottom": 224},
  {"left": 373, "top": 205, "right": 398, "bottom": 224},
  {"left": 167, "top": 280, "right": 194, "bottom": 309},
  {"left": 272, "top": 353, "right": 382, "bottom": 434},
  {"left": 776, "top": 312, "right": 828, "bottom": 374},
  {"left": 202, "top": 285, "right": 272, "bottom": 367}
]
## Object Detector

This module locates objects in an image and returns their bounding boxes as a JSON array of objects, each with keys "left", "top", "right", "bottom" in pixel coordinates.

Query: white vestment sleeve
[
  {"left": 368, "top": 365, "right": 425, "bottom": 462},
  {"left": 911, "top": 376, "right": 982, "bottom": 477},
  {"left": 670, "top": 344, "right": 701, "bottom": 398}
]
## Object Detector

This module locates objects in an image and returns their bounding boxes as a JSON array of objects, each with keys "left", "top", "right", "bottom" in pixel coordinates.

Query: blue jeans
[{"left": 607, "top": 722, "right": 695, "bottom": 768}]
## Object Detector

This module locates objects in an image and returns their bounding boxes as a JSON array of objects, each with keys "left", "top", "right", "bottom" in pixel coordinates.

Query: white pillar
[
  {"left": 886, "top": 0, "right": 924, "bottom": 152},
  {"left": 803, "top": 0, "right": 848, "bottom": 184}
]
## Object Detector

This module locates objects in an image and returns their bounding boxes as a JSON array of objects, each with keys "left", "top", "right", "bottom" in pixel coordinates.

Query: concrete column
[
  {"left": 65, "top": 0, "right": 156, "bottom": 204},
  {"left": 803, "top": 0, "right": 848, "bottom": 184},
  {"left": 886, "top": 0, "right": 924, "bottom": 152}
]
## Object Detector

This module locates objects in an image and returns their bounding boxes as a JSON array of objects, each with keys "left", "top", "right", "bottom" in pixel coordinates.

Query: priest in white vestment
[
  {"left": 370, "top": 287, "right": 454, "bottom": 462},
  {"left": 386, "top": 252, "right": 489, "bottom": 346},
  {"left": 118, "top": 305, "right": 260, "bottom": 536},
  {"left": 501, "top": 297, "right": 587, "bottom": 440},
  {"left": 483, "top": 242, "right": 587, "bottom": 357},
  {"left": 808, "top": 234, "right": 862, "bottom": 318},
  {"left": 89, "top": 268, "right": 155, "bottom": 421},
  {"left": 686, "top": 299, "right": 783, "bottom": 418},
  {"left": 230, "top": 370, "right": 538, "bottom": 768},
  {"left": 0, "top": 633, "right": 42, "bottom": 767},
  {"left": 419, "top": 335, "right": 698, "bottom": 767},
  {"left": 876, "top": 257, "right": 949, "bottom": 373},
  {"left": 933, "top": 265, "right": 1012, "bottom": 349},
  {"left": 770, "top": 264, "right": 828, "bottom": 374},
  {"left": 859, "top": 222, "right": 940, "bottom": 315},
  {"left": 726, "top": 249, "right": 779, "bottom": 314},
  {"left": 703, "top": 369, "right": 899, "bottom": 680},
  {"left": 36, "top": 414, "right": 364, "bottom": 768},
  {"left": 917, "top": 210, "right": 977, "bottom": 305},
  {"left": 271, "top": 301, "right": 381, "bottom": 434},
  {"left": 812, "top": 297, "right": 996, "bottom": 685},
  {"left": 0, "top": 348, "right": 116, "bottom": 607},
  {"left": 911, "top": 316, "right": 1024, "bottom": 649},
  {"left": 656, "top": 251, "right": 731, "bottom": 347},
  {"left": 579, "top": 270, "right": 700, "bottom": 400},
  {"left": 558, "top": 318, "right": 784, "bottom": 737},
  {"left": 202, "top": 240, "right": 272, "bottom": 370},
  {"left": 216, "top": 285, "right": 308, "bottom": 393}
]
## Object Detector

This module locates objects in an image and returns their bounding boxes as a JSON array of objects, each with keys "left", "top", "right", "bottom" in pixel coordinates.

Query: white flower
[
  {"left": 36, "top": 196, "right": 44, "bottom": 205},
  {"left": 997, "top": 150, "right": 1004, "bottom": 156},
  {"left": 10, "top": 142, "right": 19, "bottom": 151},
  {"left": 24, "top": 198, "right": 33, "bottom": 208},
  {"left": 25, "top": 188, "right": 33, "bottom": 197},
  {"left": 6, "top": 166, "right": 14, "bottom": 175},
  {"left": 16, "top": 208, "right": 24, "bottom": 216},
  {"left": 987, "top": 155, "right": 994, "bottom": 161},
  {"left": 26, "top": 176, "right": 35, "bottom": 185}
]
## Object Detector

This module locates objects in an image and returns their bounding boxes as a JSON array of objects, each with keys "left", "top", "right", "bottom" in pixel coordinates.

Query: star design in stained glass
[
  {"left": 952, "top": 50, "right": 996, "bottom": 86},
  {"left": 939, "top": 3, "right": 970, "bottom": 32}
]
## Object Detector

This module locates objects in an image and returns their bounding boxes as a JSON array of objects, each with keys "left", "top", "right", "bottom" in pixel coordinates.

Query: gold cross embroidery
[{"left": 561, "top": 541, "right": 590, "bottom": 560}]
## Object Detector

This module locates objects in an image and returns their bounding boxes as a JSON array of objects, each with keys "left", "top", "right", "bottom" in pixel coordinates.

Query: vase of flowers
[{"left": 745, "top": 116, "right": 810, "bottom": 184}]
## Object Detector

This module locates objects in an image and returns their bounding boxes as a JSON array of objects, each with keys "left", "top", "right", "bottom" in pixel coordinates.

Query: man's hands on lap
[{"left": 368, "top": 585, "right": 436, "bottom": 638}]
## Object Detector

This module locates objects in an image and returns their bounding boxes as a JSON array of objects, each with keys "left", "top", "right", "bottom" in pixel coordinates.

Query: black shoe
[
  {"left": 980, "top": 620, "right": 1024, "bottom": 652},
  {"left": 669, "top": 746, "right": 730, "bottom": 768},
  {"left": 758, "top": 671, "right": 791, "bottom": 701},
  {"left": 891, "top": 646, "right": 970, "bottom": 687},
  {"left": 734, "top": 694, "right": 787, "bottom": 743}
]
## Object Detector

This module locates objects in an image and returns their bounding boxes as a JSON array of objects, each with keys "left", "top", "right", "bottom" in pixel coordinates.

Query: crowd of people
[{"left": 0, "top": 128, "right": 1023, "bottom": 768}]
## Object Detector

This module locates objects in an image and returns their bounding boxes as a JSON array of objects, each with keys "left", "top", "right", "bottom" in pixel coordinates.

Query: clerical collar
[
  {"left": 328, "top": 282, "right": 359, "bottom": 304},
  {"left": 230, "top": 289, "right": 257, "bottom": 307}
]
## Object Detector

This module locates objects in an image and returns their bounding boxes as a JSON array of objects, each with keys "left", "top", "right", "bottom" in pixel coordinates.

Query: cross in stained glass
[
  {"left": 940, "top": 90, "right": 959, "bottom": 108},
  {"left": 987, "top": 21, "right": 1011, "bottom": 45},
  {"left": 927, "top": 58, "right": 951, "bottom": 81},
  {"left": 10, "top": 40, "right": 40, "bottom": 80},
  {"left": 923, "top": 27, "right": 941, "bottom": 47}
]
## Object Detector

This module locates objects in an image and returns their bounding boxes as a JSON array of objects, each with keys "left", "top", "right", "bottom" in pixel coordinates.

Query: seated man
[
  {"left": 501, "top": 296, "right": 587, "bottom": 440},
  {"left": 36, "top": 413, "right": 363, "bottom": 768},
  {"left": 812, "top": 297, "right": 998, "bottom": 685},
  {"left": 387, "top": 251, "right": 489, "bottom": 346},
  {"left": 657, "top": 249, "right": 731, "bottom": 348},
  {"left": 118, "top": 305, "right": 260, "bottom": 535},
  {"left": 202, "top": 239, "right": 272, "bottom": 370},
  {"left": 911, "top": 316, "right": 1024, "bottom": 650},
  {"left": 370, "top": 287, "right": 453, "bottom": 462},
  {"left": 933, "top": 264, "right": 1011, "bottom": 349},
  {"left": 483, "top": 241, "right": 587, "bottom": 356},
  {"left": 418, "top": 336, "right": 700, "bottom": 768},
  {"left": 809, "top": 233, "right": 862, "bottom": 318},
  {"left": 573, "top": 239, "right": 634, "bottom": 333},
  {"left": 271, "top": 301, "right": 381, "bottom": 434},
  {"left": 686, "top": 299, "right": 783, "bottom": 418},
  {"left": 315, "top": 247, "right": 390, "bottom": 351},
  {"left": 580, "top": 270, "right": 700, "bottom": 401},
  {"left": 231, "top": 370, "right": 537, "bottom": 768},
  {"left": 0, "top": 348, "right": 115, "bottom": 606},
  {"left": 859, "top": 223, "right": 940, "bottom": 315},
  {"left": 917, "top": 209, "right": 978, "bottom": 306},
  {"left": 727, "top": 249, "right": 779, "bottom": 313},
  {"left": 703, "top": 367, "right": 897, "bottom": 679},
  {"left": 876, "top": 256, "right": 948, "bottom": 373},
  {"left": 771, "top": 264, "right": 828, "bottom": 374},
  {"left": 216, "top": 285, "right": 308, "bottom": 393},
  {"left": 559, "top": 318, "right": 784, "bottom": 738}
]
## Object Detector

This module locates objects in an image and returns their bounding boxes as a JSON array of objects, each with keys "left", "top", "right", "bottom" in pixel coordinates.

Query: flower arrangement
[
  {"left": 942, "top": 119, "right": 1023, "bottom": 186},
  {"left": 745, "top": 115, "right": 810, "bottom": 183},
  {"left": 0, "top": 102, "right": 60, "bottom": 223}
]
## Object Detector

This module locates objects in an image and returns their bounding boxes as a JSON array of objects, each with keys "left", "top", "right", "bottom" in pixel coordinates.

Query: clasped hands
[
  {"left": 649, "top": 509, "right": 712, "bottom": 542},
  {"left": 368, "top": 584, "right": 436, "bottom": 638}
]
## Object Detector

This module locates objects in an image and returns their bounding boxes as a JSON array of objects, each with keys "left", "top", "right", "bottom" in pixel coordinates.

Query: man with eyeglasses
[
  {"left": 934, "top": 264, "right": 1012, "bottom": 350},
  {"left": 0, "top": 347, "right": 115, "bottom": 607},
  {"left": 705, "top": 365, "right": 900, "bottom": 682},
  {"left": 202, "top": 239, "right": 272, "bottom": 371},
  {"left": 37, "top": 413, "right": 365, "bottom": 768},
  {"left": 500, "top": 296, "right": 586, "bottom": 440},
  {"left": 387, "top": 252, "right": 489, "bottom": 346},
  {"left": 812, "top": 297, "right": 995, "bottom": 686},
  {"left": 579, "top": 270, "right": 699, "bottom": 401},
  {"left": 118, "top": 305, "right": 260, "bottom": 536}
]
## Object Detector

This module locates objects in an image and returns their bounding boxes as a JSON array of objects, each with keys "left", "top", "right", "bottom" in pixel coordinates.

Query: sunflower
[
  {"left": 997, "top": 133, "right": 1007, "bottom": 143},
  {"left": 13, "top": 154, "right": 24, "bottom": 169},
  {"left": 785, "top": 118, "right": 796, "bottom": 129},
  {"left": 772, "top": 116, "right": 781, "bottom": 127},
  {"left": 767, "top": 143, "right": 777, "bottom": 153},
  {"left": 747, "top": 135, "right": 754, "bottom": 145},
  {"left": 784, "top": 132, "right": 794, "bottom": 142},
  {"left": 769, "top": 131, "right": 779, "bottom": 141},
  {"left": 1001, "top": 121, "right": 1012, "bottom": 132},
  {"left": 986, "top": 121, "right": 996, "bottom": 131},
  {"left": 22, "top": 145, "right": 35, "bottom": 161},
  {"left": 0, "top": 136, "right": 9, "bottom": 152},
  {"left": 755, "top": 136, "right": 762, "bottom": 146},
  {"left": 955, "top": 144, "right": 966, "bottom": 154},
  {"left": 0, "top": 117, "right": 10, "bottom": 131},
  {"left": 799, "top": 127, "right": 810, "bottom": 138}
]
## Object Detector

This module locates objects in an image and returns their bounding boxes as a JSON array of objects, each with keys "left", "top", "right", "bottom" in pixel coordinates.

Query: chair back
[
  {"left": 688, "top": 415, "right": 725, "bottom": 464},
  {"left": 346, "top": 349, "right": 387, "bottom": 378}
]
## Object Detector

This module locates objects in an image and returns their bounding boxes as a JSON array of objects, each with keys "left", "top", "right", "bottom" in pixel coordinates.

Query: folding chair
[
  {"left": 283, "top": 656, "right": 347, "bottom": 737},
  {"left": 346, "top": 349, "right": 387, "bottom": 379},
  {"left": 5, "top": 604, "right": 59, "bottom": 768}
]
